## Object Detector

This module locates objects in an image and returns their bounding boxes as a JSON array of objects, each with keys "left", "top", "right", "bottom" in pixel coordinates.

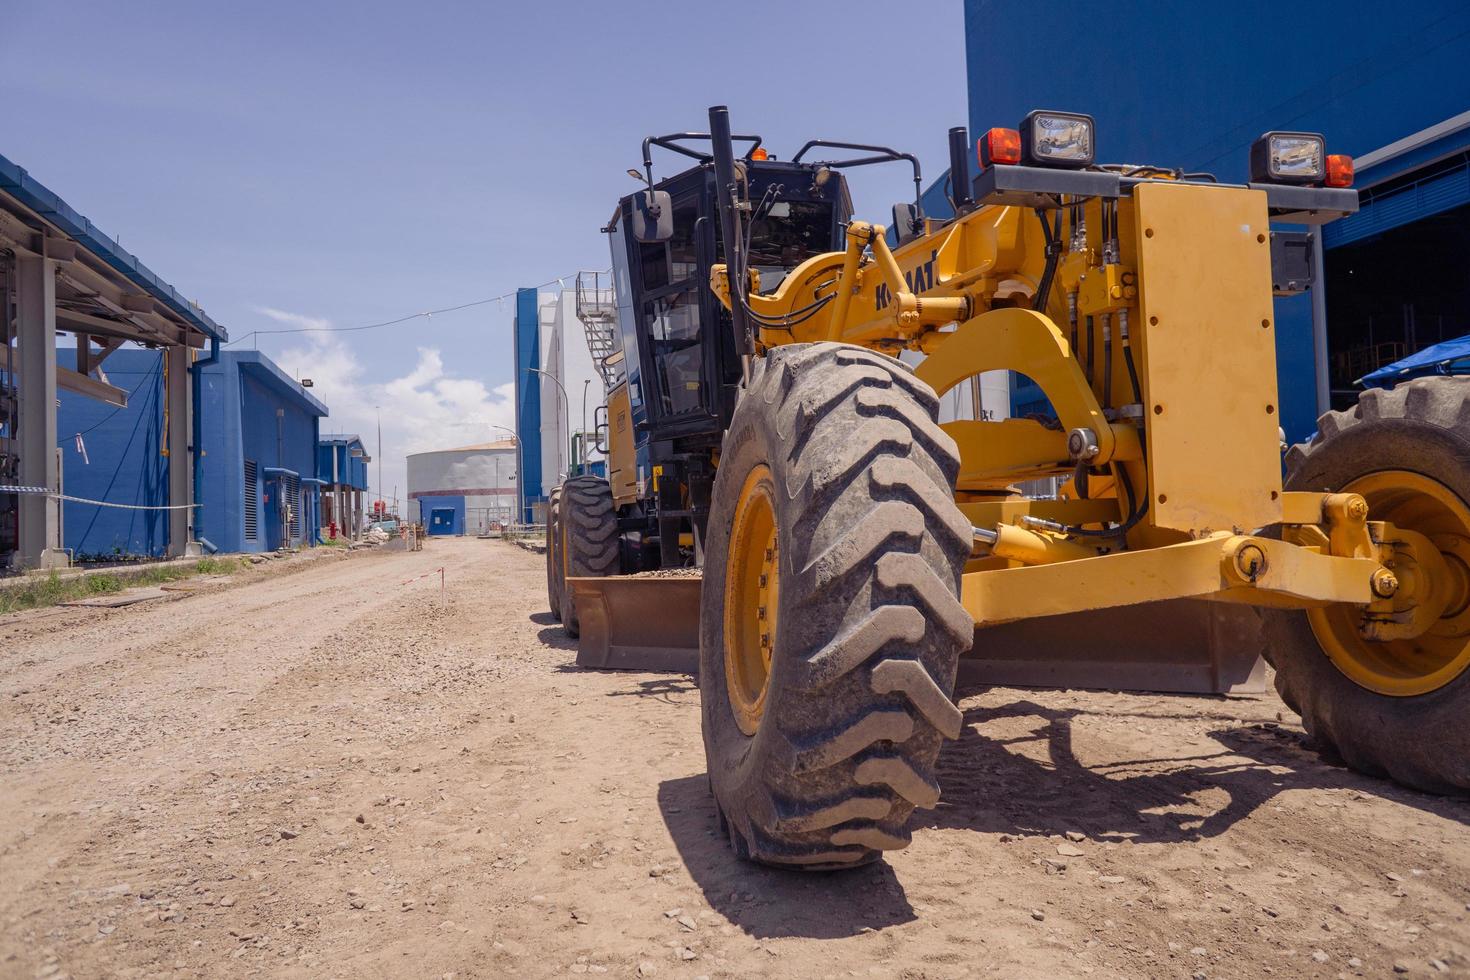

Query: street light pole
[
  {"left": 485, "top": 422, "right": 518, "bottom": 443},
  {"left": 527, "top": 367, "right": 572, "bottom": 480}
]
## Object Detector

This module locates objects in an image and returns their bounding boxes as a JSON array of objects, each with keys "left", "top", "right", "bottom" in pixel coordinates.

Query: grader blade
[
  {"left": 959, "top": 600, "right": 1268, "bottom": 696},
  {"left": 569, "top": 576, "right": 701, "bottom": 673}
]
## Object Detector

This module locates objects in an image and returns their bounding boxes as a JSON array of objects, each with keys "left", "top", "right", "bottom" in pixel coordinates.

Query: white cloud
[
  {"left": 254, "top": 307, "right": 332, "bottom": 333},
  {"left": 257, "top": 308, "right": 517, "bottom": 513}
]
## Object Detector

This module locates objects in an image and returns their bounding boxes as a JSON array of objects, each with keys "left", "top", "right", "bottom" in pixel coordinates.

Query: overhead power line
[{"left": 225, "top": 273, "right": 577, "bottom": 348}]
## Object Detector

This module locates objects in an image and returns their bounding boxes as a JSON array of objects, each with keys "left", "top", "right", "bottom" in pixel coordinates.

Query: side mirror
[
  {"left": 891, "top": 202, "right": 922, "bottom": 246},
  {"left": 632, "top": 189, "right": 673, "bottom": 243}
]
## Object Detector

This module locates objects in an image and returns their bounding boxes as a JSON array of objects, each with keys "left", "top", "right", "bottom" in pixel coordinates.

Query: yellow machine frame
[{"left": 713, "top": 181, "right": 1448, "bottom": 635}]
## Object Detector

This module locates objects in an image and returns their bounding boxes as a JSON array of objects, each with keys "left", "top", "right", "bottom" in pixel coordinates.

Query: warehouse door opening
[{"left": 1325, "top": 201, "right": 1470, "bottom": 410}]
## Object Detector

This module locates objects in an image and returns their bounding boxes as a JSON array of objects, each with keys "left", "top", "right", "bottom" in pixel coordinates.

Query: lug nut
[{"left": 1371, "top": 568, "right": 1399, "bottom": 598}]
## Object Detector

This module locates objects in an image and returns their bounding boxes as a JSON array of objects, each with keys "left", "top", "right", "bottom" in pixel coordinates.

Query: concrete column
[
  {"left": 165, "top": 345, "right": 194, "bottom": 557},
  {"left": 15, "top": 255, "right": 65, "bottom": 569}
]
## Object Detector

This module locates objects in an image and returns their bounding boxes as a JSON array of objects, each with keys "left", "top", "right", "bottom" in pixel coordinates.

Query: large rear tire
[
  {"left": 559, "top": 475, "right": 620, "bottom": 637},
  {"left": 546, "top": 485, "right": 564, "bottom": 622},
  {"left": 1263, "top": 379, "right": 1470, "bottom": 794},
  {"left": 700, "top": 343, "right": 973, "bottom": 868}
]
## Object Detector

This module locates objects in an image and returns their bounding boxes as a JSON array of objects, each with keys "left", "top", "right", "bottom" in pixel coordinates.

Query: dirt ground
[{"left": 2, "top": 536, "right": 1467, "bottom": 980}]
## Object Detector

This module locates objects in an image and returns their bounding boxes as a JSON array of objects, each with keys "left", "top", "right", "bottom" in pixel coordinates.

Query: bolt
[
  {"left": 1346, "top": 497, "right": 1369, "bottom": 521},
  {"left": 1067, "top": 427, "right": 1100, "bottom": 462},
  {"left": 1235, "top": 544, "right": 1267, "bottom": 580},
  {"left": 1371, "top": 568, "right": 1399, "bottom": 598}
]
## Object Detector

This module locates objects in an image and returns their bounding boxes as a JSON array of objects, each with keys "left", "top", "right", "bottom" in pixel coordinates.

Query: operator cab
[
  {"left": 595, "top": 131, "right": 926, "bottom": 571},
  {"left": 604, "top": 137, "right": 852, "bottom": 448}
]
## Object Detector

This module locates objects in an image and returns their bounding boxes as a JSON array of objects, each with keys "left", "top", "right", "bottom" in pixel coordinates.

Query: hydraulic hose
[
  {"left": 1084, "top": 315, "right": 1095, "bottom": 393},
  {"left": 1120, "top": 308, "right": 1142, "bottom": 406},
  {"left": 1031, "top": 209, "right": 1061, "bottom": 313},
  {"left": 1030, "top": 465, "right": 1148, "bottom": 541}
]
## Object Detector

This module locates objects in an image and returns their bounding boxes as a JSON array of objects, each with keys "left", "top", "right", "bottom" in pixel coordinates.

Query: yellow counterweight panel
[
  {"left": 1130, "top": 182, "right": 1283, "bottom": 532},
  {"left": 606, "top": 381, "right": 639, "bottom": 506}
]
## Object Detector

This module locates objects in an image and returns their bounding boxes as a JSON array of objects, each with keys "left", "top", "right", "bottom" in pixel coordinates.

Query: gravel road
[{"left": 2, "top": 537, "right": 1467, "bottom": 979}]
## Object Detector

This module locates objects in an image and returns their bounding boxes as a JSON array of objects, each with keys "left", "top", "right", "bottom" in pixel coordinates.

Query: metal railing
[{"left": 575, "top": 270, "right": 620, "bottom": 390}]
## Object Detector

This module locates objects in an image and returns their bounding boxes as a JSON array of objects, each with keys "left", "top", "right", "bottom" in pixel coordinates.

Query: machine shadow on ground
[
  {"left": 658, "top": 686, "right": 1469, "bottom": 941},
  {"left": 596, "top": 675, "right": 697, "bottom": 704},
  {"left": 529, "top": 611, "right": 579, "bottom": 652},
  {"left": 912, "top": 688, "right": 1470, "bottom": 844},
  {"left": 656, "top": 774, "right": 917, "bottom": 941}
]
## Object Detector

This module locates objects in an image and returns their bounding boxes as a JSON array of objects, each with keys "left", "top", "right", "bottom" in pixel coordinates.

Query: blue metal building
[
  {"left": 56, "top": 348, "right": 327, "bottom": 556},
  {"left": 196, "top": 350, "right": 327, "bottom": 552},
  {"left": 2, "top": 151, "right": 228, "bottom": 568},
  {"left": 961, "top": 1, "right": 1470, "bottom": 443},
  {"left": 317, "top": 436, "right": 369, "bottom": 540},
  {"left": 514, "top": 287, "right": 544, "bottom": 523}
]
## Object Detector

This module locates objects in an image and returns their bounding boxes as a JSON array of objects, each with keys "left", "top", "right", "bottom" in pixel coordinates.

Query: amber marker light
[
  {"left": 978, "top": 128, "right": 1021, "bottom": 168},
  {"left": 1326, "top": 154, "right": 1355, "bottom": 188}
]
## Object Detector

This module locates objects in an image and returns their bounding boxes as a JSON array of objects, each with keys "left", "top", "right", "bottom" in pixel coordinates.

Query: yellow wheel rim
[
  {"left": 1308, "top": 470, "right": 1470, "bottom": 696},
  {"left": 724, "top": 464, "right": 780, "bottom": 736}
]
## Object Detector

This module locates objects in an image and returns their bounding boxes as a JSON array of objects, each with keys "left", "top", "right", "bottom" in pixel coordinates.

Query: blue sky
[{"left": 3, "top": 0, "right": 966, "bottom": 501}]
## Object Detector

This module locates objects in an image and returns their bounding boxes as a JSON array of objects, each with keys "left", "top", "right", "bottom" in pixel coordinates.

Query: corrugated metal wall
[{"left": 963, "top": 0, "right": 1470, "bottom": 443}]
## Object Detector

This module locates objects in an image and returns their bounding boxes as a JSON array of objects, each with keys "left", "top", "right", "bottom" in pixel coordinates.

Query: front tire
[
  {"left": 700, "top": 344, "right": 973, "bottom": 868},
  {"left": 1263, "top": 379, "right": 1470, "bottom": 794},
  {"left": 559, "top": 475, "right": 620, "bottom": 637}
]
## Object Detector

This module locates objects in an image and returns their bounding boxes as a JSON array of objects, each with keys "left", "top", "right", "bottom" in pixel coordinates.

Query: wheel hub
[
  {"left": 724, "top": 465, "right": 779, "bottom": 735},
  {"left": 1309, "top": 470, "right": 1470, "bottom": 696}
]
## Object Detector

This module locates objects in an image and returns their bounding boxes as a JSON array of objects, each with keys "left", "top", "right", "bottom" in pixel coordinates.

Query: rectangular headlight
[
  {"left": 1250, "top": 131, "right": 1326, "bottom": 185},
  {"left": 1021, "top": 110, "right": 1095, "bottom": 169}
]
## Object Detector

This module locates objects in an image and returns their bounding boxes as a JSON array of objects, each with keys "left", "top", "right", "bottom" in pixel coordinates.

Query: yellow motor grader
[{"left": 549, "top": 105, "right": 1470, "bottom": 868}]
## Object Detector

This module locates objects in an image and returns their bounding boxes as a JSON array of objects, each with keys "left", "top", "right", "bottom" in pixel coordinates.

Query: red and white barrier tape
[{"left": 401, "top": 566, "right": 446, "bottom": 601}]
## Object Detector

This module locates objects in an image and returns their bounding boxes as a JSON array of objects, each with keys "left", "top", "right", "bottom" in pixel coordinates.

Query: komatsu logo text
[{"left": 874, "top": 251, "right": 938, "bottom": 310}]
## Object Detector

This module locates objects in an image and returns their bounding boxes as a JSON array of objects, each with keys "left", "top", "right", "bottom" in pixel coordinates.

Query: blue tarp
[{"left": 1361, "top": 334, "right": 1470, "bottom": 388}]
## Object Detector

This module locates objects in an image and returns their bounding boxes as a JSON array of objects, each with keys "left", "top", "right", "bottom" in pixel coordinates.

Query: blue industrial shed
[
  {"left": 317, "top": 435, "right": 369, "bottom": 540},
  {"left": 514, "top": 287, "right": 544, "bottom": 523},
  {"left": 317, "top": 438, "right": 368, "bottom": 493},
  {"left": 959, "top": 0, "right": 1470, "bottom": 444},
  {"left": 56, "top": 348, "right": 327, "bottom": 557},
  {"left": 196, "top": 350, "right": 327, "bottom": 553},
  {"left": 2, "top": 152, "right": 227, "bottom": 568}
]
